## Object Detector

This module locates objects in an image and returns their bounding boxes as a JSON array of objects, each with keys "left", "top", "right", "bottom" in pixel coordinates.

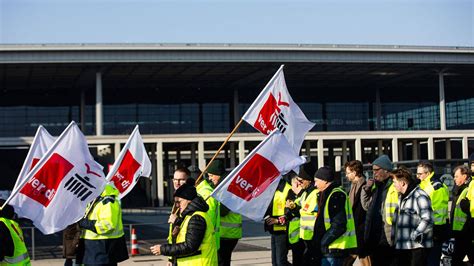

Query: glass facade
[{"left": 1, "top": 98, "right": 474, "bottom": 137}]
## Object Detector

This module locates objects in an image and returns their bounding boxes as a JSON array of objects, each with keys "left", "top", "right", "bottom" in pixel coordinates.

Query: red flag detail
[
  {"left": 20, "top": 153, "right": 74, "bottom": 207},
  {"left": 29, "top": 158, "right": 41, "bottom": 171},
  {"left": 227, "top": 153, "right": 279, "bottom": 201},
  {"left": 110, "top": 150, "right": 141, "bottom": 194},
  {"left": 253, "top": 93, "right": 280, "bottom": 134}
]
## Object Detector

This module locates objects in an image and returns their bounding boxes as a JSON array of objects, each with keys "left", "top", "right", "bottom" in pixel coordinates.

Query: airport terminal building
[{"left": 1, "top": 43, "right": 473, "bottom": 206}]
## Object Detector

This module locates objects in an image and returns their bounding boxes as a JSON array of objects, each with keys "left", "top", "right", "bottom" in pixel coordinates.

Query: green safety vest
[
  {"left": 288, "top": 216, "right": 300, "bottom": 244},
  {"left": 299, "top": 188, "right": 318, "bottom": 240},
  {"left": 420, "top": 172, "right": 449, "bottom": 225},
  {"left": 0, "top": 218, "right": 31, "bottom": 266},
  {"left": 272, "top": 183, "right": 291, "bottom": 231},
  {"left": 383, "top": 182, "right": 399, "bottom": 226},
  {"left": 176, "top": 211, "right": 218, "bottom": 266},
  {"left": 452, "top": 187, "right": 469, "bottom": 231},
  {"left": 467, "top": 181, "right": 474, "bottom": 217},
  {"left": 81, "top": 185, "right": 124, "bottom": 240},
  {"left": 197, "top": 179, "right": 220, "bottom": 250},
  {"left": 323, "top": 187, "right": 357, "bottom": 250},
  {"left": 220, "top": 211, "right": 242, "bottom": 239}
]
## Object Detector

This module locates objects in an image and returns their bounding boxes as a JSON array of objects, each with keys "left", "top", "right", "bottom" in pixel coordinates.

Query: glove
[
  {"left": 78, "top": 218, "right": 97, "bottom": 233},
  {"left": 459, "top": 198, "right": 471, "bottom": 215},
  {"left": 442, "top": 238, "right": 455, "bottom": 256}
]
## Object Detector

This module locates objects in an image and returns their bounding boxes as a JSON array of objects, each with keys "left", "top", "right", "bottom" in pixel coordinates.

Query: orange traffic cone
[{"left": 131, "top": 228, "right": 139, "bottom": 256}]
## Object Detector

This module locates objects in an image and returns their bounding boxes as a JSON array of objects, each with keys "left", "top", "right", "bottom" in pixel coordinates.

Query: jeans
[
  {"left": 322, "top": 256, "right": 345, "bottom": 266},
  {"left": 218, "top": 238, "right": 239, "bottom": 266},
  {"left": 271, "top": 233, "right": 289, "bottom": 266}
]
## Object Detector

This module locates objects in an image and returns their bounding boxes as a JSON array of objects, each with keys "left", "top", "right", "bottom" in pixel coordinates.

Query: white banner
[
  {"left": 106, "top": 125, "right": 152, "bottom": 199},
  {"left": 7, "top": 121, "right": 107, "bottom": 234},
  {"left": 242, "top": 65, "right": 315, "bottom": 153},
  {"left": 211, "top": 130, "right": 306, "bottom": 221}
]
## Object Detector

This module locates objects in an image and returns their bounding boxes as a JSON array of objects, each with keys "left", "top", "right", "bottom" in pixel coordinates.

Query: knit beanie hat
[
  {"left": 372, "top": 155, "right": 392, "bottom": 171},
  {"left": 0, "top": 199, "right": 14, "bottom": 219},
  {"left": 206, "top": 160, "right": 225, "bottom": 176},
  {"left": 174, "top": 183, "right": 197, "bottom": 200},
  {"left": 314, "top": 166, "right": 334, "bottom": 182},
  {"left": 299, "top": 162, "right": 317, "bottom": 181}
]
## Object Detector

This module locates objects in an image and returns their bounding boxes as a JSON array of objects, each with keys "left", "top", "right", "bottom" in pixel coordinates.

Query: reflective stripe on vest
[
  {"left": 453, "top": 187, "right": 469, "bottom": 231},
  {"left": 288, "top": 217, "right": 300, "bottom": 244},
  {"left": 384, "top": 183, "right": 399, "bottom": 225},
  {"left": 299, "top": 189, "right": 318, "bottom": 240},
  {"left": 272, "top": 183, "right": 291, "bottom": 231},
  {"left": 0, "top": 218, "right": 30, "bottom": 266},
  {"left": 220, "top": 211, "right": 242, "bottom": 239},
  {"left": 176, "top": 211, "right": 218, "bottom": 266},
  {"left": 323, "top": 187, "right": 357, "bottom": 250},
  {"left": 420, "top": 172, "right": 449, "bottom": 225}
]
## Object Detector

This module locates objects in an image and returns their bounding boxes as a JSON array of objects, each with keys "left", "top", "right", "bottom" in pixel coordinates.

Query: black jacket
[
  {"left": 0, "top": 220, "right": 14, "bottom": 260},
  {"left": 160, "top": 196, "right": 210, "bottom": 258}
]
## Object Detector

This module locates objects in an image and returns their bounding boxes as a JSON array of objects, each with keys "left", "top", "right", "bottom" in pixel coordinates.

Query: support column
[
  {"left": 428, "top": 137, "right": 435, "bottom": 160},
  {"left": 376, "top": 88, "right": 382, "bottom": 130},
  {"left": 190, "top": 143, "right": 197, "bottom": 167},
  {"left": 198, "top": 141, "right": 205, "bottom": 170},
  {"left": 95, "top": 72, "right": 103, "bottom": 136},
  {"left": 233, "top": 88, "right": 239, "bottom": 126},
  {"left": 317, "top": 139, "right": 324, "bottom": 168},
  {"left": 238, "top": 140, "right": 245, "bottom": 164},
  {"left": 114, "top": 142, "right": 120, "bottom": 160},
  {"left": 412, "top": 140, "right": 419, "bottom": 160},
  {"left": 439, "top": 72, "right": 446, "bottom": 131},
  {"left": 462, "top": 136, "right": 469, "bottom": 159},
  {"left": 398, "top": 141, "right": 403, "bottom": 161},
  {"left": 156, "top": 141, "right": 164, "bottom": 206},
  {"left": 305, "top": 141, "right": 312, "bottom": 158},
  {"left": 80, "top": 88, "right": 86, "bottom": 131},
  {"left": 342, "top": 141, "right": 348, "bottom": 165},
  {"left": 392, "top": 138, "right": 399, "bottom": 163},
  {"left": 445, "top": 139, "right": 452, "bottom": 159},
  {"left": 355, "top": 138, "right": 362, "bottom": 161},
  {"left": 230, "top": 143, "right": 236, "bottom": 168},
  {"left": 378, "top": 139, "right": 384, "bottom": 156}
]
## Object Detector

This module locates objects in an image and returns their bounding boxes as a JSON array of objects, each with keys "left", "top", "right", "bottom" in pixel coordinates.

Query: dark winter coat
[
  {"left": 160, "top": 195, "right": 210, "bottom": 258},
  {"left": 62, "top": 223, "right": 81, "bottom": 258}
]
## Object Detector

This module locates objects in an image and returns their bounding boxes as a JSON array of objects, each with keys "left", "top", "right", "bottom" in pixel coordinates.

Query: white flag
[
  {"left": 12, "top": 126, "right": 56, "bottom": 193},
  {"left": 7, "top": 121, "right": 107, "bottom": 234},
  {"left": 106, "top": 125, "right": 152, "bottom": 199},
  {"left": 242, "top": 65, "right": 315, "bottom": 153},
  {"left": 211, "top": 130, "right": 306, "bottom": 221}
]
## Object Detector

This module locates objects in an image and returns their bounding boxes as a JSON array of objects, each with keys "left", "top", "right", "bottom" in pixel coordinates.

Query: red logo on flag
[
  {"left": 29, "top": 158, "right": 41, "bottom": 171},
  {"left": 110, "top": 150, "right": 141, "bottom": 194},
  {"left": 227, "top": 154, "right": 279, "bottom": 201},
  {"left": 254, "top": 92, "right": 289, "bottom": 135},
  {"left": 20, "top": 153, "right": 74, "bottom": 207}
]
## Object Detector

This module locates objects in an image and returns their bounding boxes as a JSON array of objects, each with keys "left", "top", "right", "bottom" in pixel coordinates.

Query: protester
[
  {"left": 360, "top": 155, "right": 397, "bottom": 266},
  {"left": 450, "top": 165, "right": 474, "bottom": 265},
  {"left": 0, "top": 199, "right": 31, "bottom": 265},
  {"left": 150, "top": 184, "right": 218, "bottom": 265},
  {"left": 314, "top": 166, "right": 357, "bottom": 266},
  {"left": 264, "top": 178, "right": 292, "bottom": 266},
  {"left": 76, "top": 184, "right": 128, "bottom": 265},
  {"left": 391, "top": 166, "right": 433, "bottom": 266},
  {"left": 343, "top": 160, "right": 370, "bottom": 266},
  {"left": 63, "top": 223, "right": 80, "bottom": 266},
  {"left": 416, "top": 161, "right": 449, "bottom": 266}
]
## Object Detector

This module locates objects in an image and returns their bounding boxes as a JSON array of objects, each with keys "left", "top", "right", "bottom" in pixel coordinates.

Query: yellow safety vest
[
  {"left": 220, "top": 211, "right": 242, "bottom": 239},
  {"left": 323, "top": 187, "right": 357, "bottom": 250},
  {"left": 197, "top": 179, "right": 220, "bottom": 250},
  {"left": 467, "top": 181, "right": 474, "bottom": 217},
  {"left": 0, "top": 218, "right": 31, "bottom": 266},
  {"left": 384, "top": 182, "right": 399, "bottom": 226},
  {"left": 288, "top": 216, "right": 300, "bottom": 244},
  {"left": 176, "top": 211, "right": 218, "bottom": 266},
  {"left": 420, "top": 172, "right": 449, "bottom": 225},
  {"left": 299, "top": 188, "right": 318, "bottom": 240},
  {"left": 272, "top": 183, "right": 291, "bottom": 231},
  {"left": 81, "top": 185, "right": 124, "bottom": 240},
  {"left": 452, "top": 187, "right": 469, "bottom": 231}
]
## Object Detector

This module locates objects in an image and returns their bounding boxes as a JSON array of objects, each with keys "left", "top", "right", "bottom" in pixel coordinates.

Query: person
[
  {"left": 76, "top": 184, "right": 129, "bottom": 266},
  {"left": 391, "top": 166, "right": 433, "bottom": 266},
  {"left": 285, "top": 173, "right": 303, "bottom": 266},
  {"left": 63, "top": 223, "right": 80, "bottom": 266},
  {"left": 150, "top": 184, "right": 218, "bottom": 265},
  {"left": 264, "top": 178, "right": 292, "bottom": 266},
  {"left": 450, "top": 165, "right": 474, "bottom": 265},
  {"left": 415, "top": 161, "right": 449, "bottom": 266},
  {"left": 313, "top": 166, "right": 357, "bottom": 266},
  {"left": 167, "top": 167, "right": 193, "bottom": 266},
  {"left": 0, "top": 199, "right": 31, "bottom": 265},
  {"left": 196, "top": 160, "right": 223, "bottom": 254},
  {"left": 343, "top": 160, "right": 370, "bottom": 266},
  {"left": 360, "top": 155, "right": 398, "bottom": 266},
  {"left": 219, "top": 203, "right": 241, "bottom": 266}
]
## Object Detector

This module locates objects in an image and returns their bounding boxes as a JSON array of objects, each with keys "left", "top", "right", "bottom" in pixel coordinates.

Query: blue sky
[{"left": 0, "top": 0, "right": 472, "bottom": 46}]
